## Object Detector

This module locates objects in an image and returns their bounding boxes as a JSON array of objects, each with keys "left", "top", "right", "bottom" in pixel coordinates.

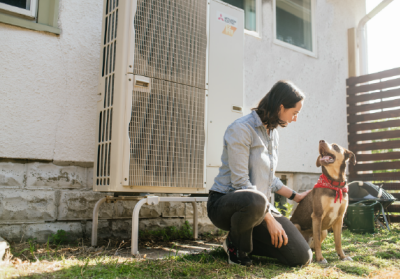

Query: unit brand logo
[{"left": 217, "top": 11, "right": 238, "bottom": 28}]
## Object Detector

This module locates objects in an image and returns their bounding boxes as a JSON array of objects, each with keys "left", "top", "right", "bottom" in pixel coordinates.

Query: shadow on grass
[{"left": 15, "top": 247, "right": 292, "bottom": 279}]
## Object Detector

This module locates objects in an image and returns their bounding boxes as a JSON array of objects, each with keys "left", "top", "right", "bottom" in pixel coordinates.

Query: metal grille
[
  {"left": 97, "top": 0, "right": 119, "bottom": 186},
  {"left": 129, "top": 79, "right": 205, "bottom": 188},
  {"left": 133, "top": 0, "right": 207, "bottom": 89}
]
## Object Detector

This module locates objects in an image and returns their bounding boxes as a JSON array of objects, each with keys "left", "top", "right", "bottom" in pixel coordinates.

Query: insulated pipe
[{"left": 357, "top": 0, "right": 394, "bottom": 75}]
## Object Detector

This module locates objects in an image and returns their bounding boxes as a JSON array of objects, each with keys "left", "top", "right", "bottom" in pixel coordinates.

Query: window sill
[
  {"left": 244, "top": 29, "right": 262, "bottom": 40},
  {"left": 0, "top": 12, "right": 60, "bottom": 34},
  {"left": 273, "top": 38, "right": 317, "bottom": 58}
]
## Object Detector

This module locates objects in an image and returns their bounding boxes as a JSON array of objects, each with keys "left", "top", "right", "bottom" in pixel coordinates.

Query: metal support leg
[
  {"left": 191, "top": 201, "right": 198, "bottom": 239},
  {"left": 91, "top": 197, "right": 107, "bottom": 247},
  {"left": 131, "top": 199, "right": 148, "bottom": 255},
  {"left": 131, "top": 196, "right": 207, "bottom": 256}
]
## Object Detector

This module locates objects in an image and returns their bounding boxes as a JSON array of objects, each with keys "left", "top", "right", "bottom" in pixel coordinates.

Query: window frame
[
  {"left": 243, "top": 0, "right": 262, "bottom": 39},
  {"left": 0, "top": 0, "right": 60, "bottom": 34},
  {"left": 272, "top": 0, "right": 317, "bottom": 57},
  {"left": 0, "top": 0, "right": 38, "bottom": 19}
]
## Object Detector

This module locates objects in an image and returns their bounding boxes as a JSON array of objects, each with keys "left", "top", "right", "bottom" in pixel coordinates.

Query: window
[
  {"left": 0, "top": 0, "right": 60, "bottom": 34},
  {"left": 222, "top": 0, "right": 261, "bottom": 37},
  {"left": 273, "top": 0, "right": 316, "bottom": 57},
  {"left": 0, "top": 0, "right": 37, "bottom": 18}
]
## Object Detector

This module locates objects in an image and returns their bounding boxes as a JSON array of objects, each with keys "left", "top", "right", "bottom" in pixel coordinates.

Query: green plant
[
  {"left": 275, "top": 202, "right": 294, "bottom": 218},
  {"left": 50, "top": 230, "right": 69, "bottom": 245},
  {"left": 28, "top": 238, "right": 37, "bottom": 253},
  {"left": 139, "top": 220, "right": 194, "bottom": 242}
]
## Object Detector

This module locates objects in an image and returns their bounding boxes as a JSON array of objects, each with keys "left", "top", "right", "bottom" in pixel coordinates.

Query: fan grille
[
  {"left": 133, "top": 0, "right": 207, "bottom": 89},
  {"left": 129, "top": 79, "right": 205, "bottom": 188}
]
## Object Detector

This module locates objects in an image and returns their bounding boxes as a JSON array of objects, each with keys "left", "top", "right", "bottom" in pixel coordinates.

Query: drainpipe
[{"left": 357, "top": 0, "right": 394, "bottom": 75}]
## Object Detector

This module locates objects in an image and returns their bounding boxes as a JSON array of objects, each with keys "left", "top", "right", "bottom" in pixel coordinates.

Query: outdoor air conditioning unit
[{"left": 93, "top": 0, "right": 244, "bottom": 195}]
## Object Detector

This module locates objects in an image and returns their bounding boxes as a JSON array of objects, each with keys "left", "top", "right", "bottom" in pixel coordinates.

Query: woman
[{"left": 207, "top": 80, "right": 312, "bottom": 266}]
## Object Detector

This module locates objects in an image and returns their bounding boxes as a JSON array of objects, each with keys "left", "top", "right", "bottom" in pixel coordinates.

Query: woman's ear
[{"left": 316, "top": 155, "right": 321, "bottom": 167}]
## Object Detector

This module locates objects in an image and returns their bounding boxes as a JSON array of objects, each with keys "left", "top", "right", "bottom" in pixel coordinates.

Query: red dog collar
[{"left": 313, "top": 174, "right": 348, "bottom": 203}]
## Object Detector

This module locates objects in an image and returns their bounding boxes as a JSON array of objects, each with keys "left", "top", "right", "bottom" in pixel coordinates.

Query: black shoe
[{"left": 222, "top": 236, "right": 252, "bottom": 266}]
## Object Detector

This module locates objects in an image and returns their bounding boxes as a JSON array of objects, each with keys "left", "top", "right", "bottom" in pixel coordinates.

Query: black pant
[{"left": 207, "top": 190, "right": 312, "bottom": 266}]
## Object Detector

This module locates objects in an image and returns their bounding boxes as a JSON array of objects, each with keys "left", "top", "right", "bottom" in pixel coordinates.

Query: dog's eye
[{"left": 332, "top": 144, "right": 340, "bottom": 152}]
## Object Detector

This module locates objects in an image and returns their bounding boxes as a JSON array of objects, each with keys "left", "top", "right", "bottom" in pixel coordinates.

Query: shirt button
[{"left": 270, "top": 168, "right": 273, "bottom": 171}]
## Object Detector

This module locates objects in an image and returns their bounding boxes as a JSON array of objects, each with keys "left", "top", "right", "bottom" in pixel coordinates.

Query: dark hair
[{"left": 252, "top": 80, "right": 305, "bottom": 130}]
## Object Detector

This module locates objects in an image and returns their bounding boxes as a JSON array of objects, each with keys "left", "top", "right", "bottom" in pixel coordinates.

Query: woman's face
[{"left": 278, "top": 100, "right": 303, "bottom": 127}]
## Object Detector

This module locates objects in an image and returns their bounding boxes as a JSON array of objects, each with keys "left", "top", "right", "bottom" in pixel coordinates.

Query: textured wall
[
  {"left": 0, "top": 0, "right": 365, "bottom": 171},
  {"left": 0, "top": 162, "right": 213, "bottom": 242},
  {"left": 0, "top": 0, "right": 102, "bottom": 162},
  {"left": 244, "top": 0, "right": 366, "bottom": 173}
]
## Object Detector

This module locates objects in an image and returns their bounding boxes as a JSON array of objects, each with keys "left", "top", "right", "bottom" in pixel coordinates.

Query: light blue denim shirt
[{"left": 210, "top": 110, "right": 284, "bottom": 200}]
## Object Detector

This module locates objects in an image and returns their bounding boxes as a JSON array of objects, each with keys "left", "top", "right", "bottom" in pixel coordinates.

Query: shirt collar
[
  {"left": 251, "top": 110, "right": 264, "bottom": 128},
  {"left": 251, "top": 110, "right": 274, "bottom": 140}
]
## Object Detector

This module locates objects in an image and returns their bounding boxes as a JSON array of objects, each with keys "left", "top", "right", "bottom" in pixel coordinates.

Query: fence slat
[
  {"left": 347, "top": 76, "right": 400, "bottom": 95},
  {"left": 387, "top": 204, "right": 400, "bottom": 213},
  {"left": 349, "top": 140, "right": 400, "bottom": 152},
  {"left": 381, "top": 183, "right": 400, "bottom": 190},
  {"left": 388, "top": 215, "right": 400, "bottom": 223},
  {"left": 349, "top": 172, "right": 400, "bottom": 181},
  {"left": 353, "top": 161, "right": 400, "bottom": 172},
  {"left": 347, "top": 88, "right": 400, "bottom": 105},
  {"left": 391, "top": 193, "right": 400, "bottom": 199},
  {"left": 348, "top": 110, "right": 400, "bottom": 124},
  {"left": 347, "top": 98, "right": 400, "bottom": 114},
  {"left": 346, "top": 67, "right": 400, "bottom": 87},
  {"left": 348, "top": 130, "right": 400, "bottom": 143},
  {"left": 348, "top": 120, "right": 400, "bottom": 133},
  {"left": 352, "top": 152, "right": 400, "bottom": 162}
]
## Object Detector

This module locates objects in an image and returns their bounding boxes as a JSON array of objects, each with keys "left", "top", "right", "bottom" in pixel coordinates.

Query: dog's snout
[{"left": 319, "top": 140, "right": 325, "bottom": 143}]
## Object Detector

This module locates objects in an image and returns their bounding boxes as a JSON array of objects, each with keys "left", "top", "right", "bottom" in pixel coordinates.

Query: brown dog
[{"left": 290, "top": 140, "right": 356, "bottom": 264}]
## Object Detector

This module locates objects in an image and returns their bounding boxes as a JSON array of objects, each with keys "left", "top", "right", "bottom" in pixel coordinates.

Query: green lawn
[{"left": 2, "top": 224, "right": 400, "bottom": 278}]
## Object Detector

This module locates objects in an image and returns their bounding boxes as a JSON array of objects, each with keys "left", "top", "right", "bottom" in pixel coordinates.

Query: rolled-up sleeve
[
  {"left": 270, "top": 176, "right": 284, "bottom": 193},
  {"left": 224, "top": 123, "right": 257, "bottom": 191}
]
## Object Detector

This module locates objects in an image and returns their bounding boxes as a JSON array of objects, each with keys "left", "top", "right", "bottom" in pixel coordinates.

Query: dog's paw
[
  {"left": 317, "top": 258, "right": 328, "bottom": 265},
  {"left": 341, "top": 256, "right": 353, "bottom": 261}
]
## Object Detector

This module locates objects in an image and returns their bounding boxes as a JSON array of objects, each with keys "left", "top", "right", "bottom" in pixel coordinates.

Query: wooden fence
[{"left": 346, "top": 67, "right": 400, "bottom": 222}]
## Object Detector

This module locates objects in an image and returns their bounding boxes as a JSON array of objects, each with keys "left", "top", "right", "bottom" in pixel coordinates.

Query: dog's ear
[
  {"left": 316, "top": 155, "right": 321, "bottom": 167},
  {"left": 345, "top": 150, "right": 356, "bottom": 165}
]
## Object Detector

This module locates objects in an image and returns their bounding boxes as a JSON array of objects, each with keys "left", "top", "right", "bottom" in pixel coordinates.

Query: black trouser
[{"left": 207, "top": 190, "right": 312, "bottom": 266}]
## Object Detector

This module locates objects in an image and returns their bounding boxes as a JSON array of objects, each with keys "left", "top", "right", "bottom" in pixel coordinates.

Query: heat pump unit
[{"left": 94, "top": 0, "right": 244, "bottom": 194}]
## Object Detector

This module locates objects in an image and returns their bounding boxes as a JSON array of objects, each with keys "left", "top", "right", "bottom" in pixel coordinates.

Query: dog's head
[{"left": 316, "top": 140, "right": 356, "bottom": 180}]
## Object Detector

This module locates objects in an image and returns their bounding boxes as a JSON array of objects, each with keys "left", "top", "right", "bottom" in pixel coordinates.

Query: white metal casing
[{"left": 94, "top": 0, "right": 244, "bottom": 194}]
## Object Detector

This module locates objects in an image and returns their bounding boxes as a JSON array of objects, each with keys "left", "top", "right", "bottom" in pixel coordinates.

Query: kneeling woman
[{"left": 207, "top": 80, "right": 312, "bottom": 266}]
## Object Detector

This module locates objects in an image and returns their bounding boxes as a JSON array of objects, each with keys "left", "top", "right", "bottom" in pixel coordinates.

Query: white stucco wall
[
  {"left": 0, "top": 0, "right": 365, "bottom": 172},
  {"left": 0, "top": 0, "right": 102, "bottom": 163},
  {"left": 244, "top": 0, "right": 365, "bottom": 173}
]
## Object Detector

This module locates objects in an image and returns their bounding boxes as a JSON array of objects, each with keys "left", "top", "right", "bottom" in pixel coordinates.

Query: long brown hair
[{"left": 252, "top": 80, "right": 305, "bottom": 130}]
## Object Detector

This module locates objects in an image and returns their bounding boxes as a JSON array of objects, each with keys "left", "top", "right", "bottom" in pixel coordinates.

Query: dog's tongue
[{"left": 321, "top": 156, "right": 333, "bottom": 162}]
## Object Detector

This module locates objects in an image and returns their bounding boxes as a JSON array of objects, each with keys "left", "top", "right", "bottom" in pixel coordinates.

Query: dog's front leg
[
  {"left": 311, "top": 213, "right": 327, "bottom": 264},
  {"left": 332, "top": 218, "right": 352, "bottom": 261}
]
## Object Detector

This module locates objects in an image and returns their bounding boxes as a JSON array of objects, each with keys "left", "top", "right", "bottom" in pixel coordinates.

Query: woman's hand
[
  {"left": 293, "top": 189, "right": 312, "bottom": 203},
  {"left": 264, "top": 213, "right": 288, "bottom": 248}
]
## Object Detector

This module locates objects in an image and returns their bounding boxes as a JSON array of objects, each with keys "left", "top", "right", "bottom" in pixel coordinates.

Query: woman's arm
[{"left": 275, "top": 185, "right": 311, "bottom": 203}]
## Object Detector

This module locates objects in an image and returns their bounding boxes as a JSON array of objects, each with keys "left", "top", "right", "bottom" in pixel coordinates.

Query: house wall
[
  {"left": 0, "top": 0, "right": 365, "bottom": 242},
  {"left": 243, "top": 0, "right": 365, "bottom": 173}
]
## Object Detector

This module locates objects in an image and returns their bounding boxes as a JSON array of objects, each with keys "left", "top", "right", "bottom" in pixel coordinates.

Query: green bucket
[{"left": 344, "top": 200, "right": 379, "bottom": 234}]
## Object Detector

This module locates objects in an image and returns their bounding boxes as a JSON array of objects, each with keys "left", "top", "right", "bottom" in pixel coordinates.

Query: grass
[{"left": 1, "top": 224, "right": 400, "bottom": 278}]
